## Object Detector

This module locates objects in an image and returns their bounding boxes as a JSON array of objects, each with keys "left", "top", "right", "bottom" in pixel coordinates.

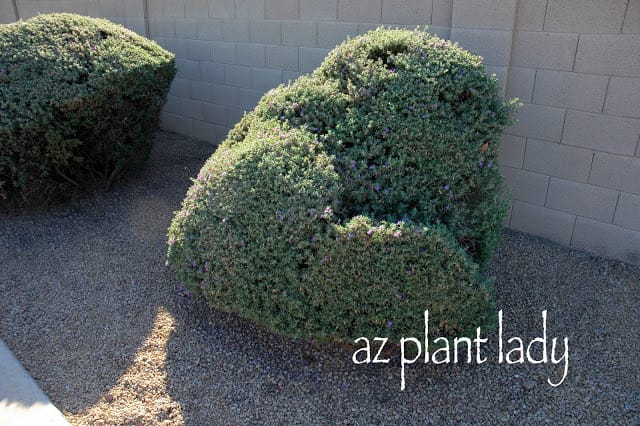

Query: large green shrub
[
  {"left": 0, "top": 13, "right": 175, "bottom": 203},
  {"left": 168, "top": 28, "right": 517, "bottom": 344}
]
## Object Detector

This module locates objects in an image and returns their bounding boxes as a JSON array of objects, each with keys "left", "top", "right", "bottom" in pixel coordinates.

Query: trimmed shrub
[
  {"left": 168, "top": 28, "right": 517, "bottom": 344},
  {"left": 0, "top": 13, "right": 175, "bottom": 204}
]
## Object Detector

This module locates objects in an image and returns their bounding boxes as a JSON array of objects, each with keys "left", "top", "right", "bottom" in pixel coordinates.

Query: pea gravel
[{"left": 1, "top": 131, "right": 638, "bottom": 425}]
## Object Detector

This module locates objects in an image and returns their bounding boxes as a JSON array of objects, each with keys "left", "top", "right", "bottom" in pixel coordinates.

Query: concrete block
[
  {"left": 190, "top": 81, "right": 216, "bottom": 102},
  {"left": 203, "top": 102, "right": 228, "bottom": 125},
  {"left": 498, "top": 134, "right": 526, "bottom": 168},
  {"left": 251, "top": 67, "right": 283, "bottom": 91},
  {"left": 236, "top": 0, "right": 264, "bottom": 19},
  {"left": 283, "top": 21, "right": 317, "bottom": 47},
  {"left": 169, "top": 78, "right": 191, "bottom": 98},
  {"left": 186, "top": 39, "right": 212, "bottom": 60},
  {"left": 318, "top": 22, "right": 359, "bottom": 49},
  {"left": 431, "top": 0, "right": 452, "bottom": 26},
  {"left": 165, "top": 38, "right": 188, "bottom": 58},
  {"left": 574, "top": 35, "right": 640, "bottom": 78},
  {"left": 426, "top": 26, "right": 451, "bottom": 40},
  {"left": 125, "top": 18, "right": 147, "bottom": 36},
  {"left": 299, "top": 47, "right": 330, "bottom": 73},
  {"left": 201, "top": 61, "right": 226, "bottom": 83},
  {"left": 250, "top": 20, "right": 282, "bottom": 45},
  {"left": 213, "top": 84, "right": 239, "bottom": 106},
  {"left": 572, "top": 217, "right": 640, "bottom": 265},
  {"left": 185, "top": 0, "right": 210, "bottom": 18},
  {"left": 265, "top": 0, "right": 299, "bottom": 20},
  {"left": 338, "top": 0, "right": 382, "bottom": 23},
  {"left": 533, "top": 70, "right": 608, "bottom": 112},
  {"left": 197, "top": 19, "right": 223, "bottom": 40},
  {"left": 124, "top": 0, "right": 145, "bottom": 17},
  {"left": 562, "top": 111, "right": 640, "bottom": 156},
  {"left": 181, "top": 98, "right": 205, "bottom": 120},
  {"left": 300, "top": 0, "right": 337, "bottom": 21},
  {"left": 266, "top": 45, "right": 299, "bottom": 70},
  {"left": 237, "top": 43, "right": 266, "bottom": 66},
  {"left": 505, "top": 67, "right": 535, "bottom": 103},
  {"left": 514, "top": 0, "right": 545, "bottom": 31},
  {"left": 623, "top": 0, "right": 640, "bottom": 34},
  {"left": 176, "top": 59, "right": 202, "bottom": 79},
  {"left": 282, "top": 70, "right": 304, "bottom": 82},
  {"left": 544, "top": 0, "right": 627, "bottom": 34},
  {"left": 590, "top": 152, "right": 640, "bottom": 195},
  {"left": 222, "top": 20, "right": 251, "bottom": 42},
  {"left": 225, "top": 64, "right": 252, "bottom": 87},
  {"left": 511, "top": 31, "right": 578, "bottom": 71},
  {"left": 507, "top": 103, "right": 565, "bottom": 142},
  {"left": 161, "top": 112, "right": 194, "bottom": 136},
  {"left": 381, "top": 0, "right": 431, "bottom": 25},
  {"left": 164, "top": 96, "right": 182, "bottom": 114},
  {"left": 510, "top": 201, "right": 576, "bottom": 245},
  {"left": 524, "top": 138, "right": 593, "bottom": 182},
  {"left": 449, "top": 29, "right": 512, "bottom": 67},
  {"left": 163, "top": 0, "right": 185, "bottom": 17},
  {"left": 546, "top": 178, "right": 618, "bottom": 222},
  {"left": 99, "top": 0, "right": 126, "bottom": 17},
  {"left": 451, "top": 0, "right": 516, "bottom": 30},
  {"left": 501, "top": 166, "right": 550, "bottom": 206},
  {"left": 604, "top": 77, "right": 640, "bottom": 119},
  {"left": 212, "top": 41, "right": 237, "bottom": 63},
  {"left": 238, "top": 88, "right": 265, "bottom": 110},
  {"left": 209, "top": 0, "right": 235, "bottom": 19},
  {"left": 149, "top": 17, "right": 176, "bottom": 37},
  {"left": 147, "top": 0, "right": 163, "bottom": 17},
  {"left": 613, "top": 193, "right": 640, "bottom": 231},
  {"left": 194, "top": 119, "right": 219, "bottom": 143},
  {"left": 227, "top": 107, "right": 246, "bottom": 126},
  {"left": 176, "top": 19, "right": 198, "bottom": 39}
]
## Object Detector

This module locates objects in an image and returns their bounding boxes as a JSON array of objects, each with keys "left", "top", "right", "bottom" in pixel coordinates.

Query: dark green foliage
[
  {"left": 0, "top": 13, "right": 175, "bottom": 203},
  {"left": 168, "top": 28, "right": 517, "bottom": 344}
]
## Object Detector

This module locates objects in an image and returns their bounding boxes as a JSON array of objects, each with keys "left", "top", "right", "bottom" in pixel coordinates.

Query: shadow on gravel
[{"left": 1, "top": 131, "right": 639, "bottom": 424}]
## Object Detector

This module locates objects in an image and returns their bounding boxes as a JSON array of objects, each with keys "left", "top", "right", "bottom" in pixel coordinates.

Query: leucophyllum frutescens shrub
[
  {"left": 168, "top": 28, "right": 518, "bottom": 344},
  {"left": 0, "top": 13, "right": 175, "bottom": 204}
]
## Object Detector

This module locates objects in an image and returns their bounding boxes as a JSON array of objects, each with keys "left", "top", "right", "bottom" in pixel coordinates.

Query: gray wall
[{"left": 2, "top": 0, "right": 640, "bottom": 264}]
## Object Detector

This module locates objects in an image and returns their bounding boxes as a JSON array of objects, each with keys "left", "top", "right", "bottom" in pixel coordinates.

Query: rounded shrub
[
  {"left": 168, "top": 28, "right": 517, "bottom": 344},
  {"left": 0, "top": 13, "right": 176, "bottom": 204}
]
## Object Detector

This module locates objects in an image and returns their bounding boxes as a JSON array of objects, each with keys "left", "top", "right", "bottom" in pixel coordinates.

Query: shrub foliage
[
  {"left": 168, "top": 28, "right": 517, "bottom": 344},
  {"left": 0, "top": 13, "right": 175, "bottom": 203}
]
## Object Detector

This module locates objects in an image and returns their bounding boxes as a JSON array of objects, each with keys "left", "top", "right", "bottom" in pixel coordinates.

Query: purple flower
[
  {"left": 348, "top": 232, "right": 354, "bottom": 239},
  {"left": 168, "top": 238, "right": 175, "bottom": 246},
  {"left": 449, "top": 191, "right": 454, "bottom": 199},
  {"left": 406, "top": 268, "right": 414, "bottom": 276},
  {"left": 397, "top": 293, "right": 404, "bottom": 300},
  {"left": 311, "top": 235, "right": 319, "bottom": 242},
  {"left": 408, "top": 105, "right": 414, "bottom": 110},
  {"left": 351, "top": 160, "right": 356, "bottom": 170},
  {"left": 393, "top": 231, "right": 401, "bottom": 238},
  {"left": 419, "top": 247, "right": 425, "bottom": 254},
  {"left": 192, "top": 262, "right": 197, "bottom": 268},
  {"left": 396, "top": 220, "right": 403, "bottom": 226},
  {"left": 443, "top": 184, "right": 450, "bottom": 191},
  {"left": 367, "top": 228, "right": 375, "bottom": 236},
  {"left": 478, "top": 160, "right": 484, "bottom": 167},
  {"left": 487, "top": 161, "right": 493, "bottom": 169},
  {"left": 387, "top": 320, "right": 394, "bottom": 327},
  {"left": 312, "top": 126, "right": 318, "bottom": 132},
  {"left": 384, "top": 127, "right": 390, "bottom": 134},
  {"left": 291, "top": 102, "right": 299, "bottom": 110},
  {"left": 445, "top": 204, "right": 451, "bottom": 210},
  {"left": 373, "top": 184, "right": 381, "bottom": 192}
]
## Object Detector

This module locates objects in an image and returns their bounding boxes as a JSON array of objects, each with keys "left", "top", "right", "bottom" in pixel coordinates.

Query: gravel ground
[{"left": 1, "top": 130, "right": 639, "bottom": 425}]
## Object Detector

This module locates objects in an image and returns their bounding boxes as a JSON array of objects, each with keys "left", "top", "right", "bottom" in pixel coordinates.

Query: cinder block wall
[{"left": 1, "top": 0, "right": 639, "bottom": 264}]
